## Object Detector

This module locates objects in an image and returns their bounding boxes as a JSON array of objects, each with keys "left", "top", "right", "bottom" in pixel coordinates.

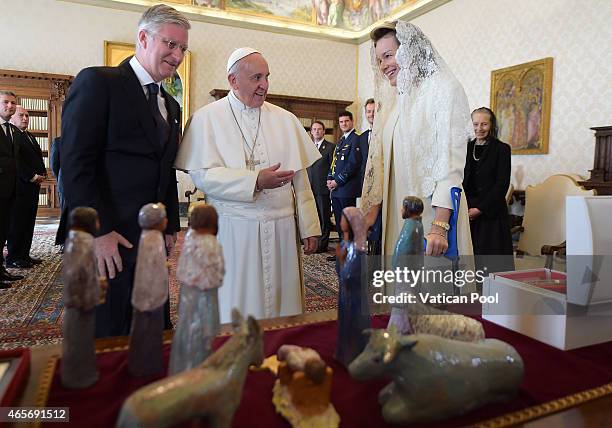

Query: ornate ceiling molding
[{"left": 61, "top": 0, "right": 451, "bottom": 44}]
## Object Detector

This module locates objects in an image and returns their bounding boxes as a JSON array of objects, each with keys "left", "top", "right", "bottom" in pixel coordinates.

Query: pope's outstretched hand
[{"left": 256, "top": 162, "right": 295, "bottom": 189}]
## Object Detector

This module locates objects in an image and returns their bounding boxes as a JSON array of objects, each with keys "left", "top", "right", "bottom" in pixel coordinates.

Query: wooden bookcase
[
  {"left": 209, "top": 89, "right": 353, "bottom": 143},
  {"left": 0, "top": 69, "right": 73, "bottom": 217}
]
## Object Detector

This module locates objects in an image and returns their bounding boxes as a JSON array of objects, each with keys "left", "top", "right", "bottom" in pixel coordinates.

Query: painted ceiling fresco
[{"left": 193, "top": 0, "right": 415, "bottom": 31}]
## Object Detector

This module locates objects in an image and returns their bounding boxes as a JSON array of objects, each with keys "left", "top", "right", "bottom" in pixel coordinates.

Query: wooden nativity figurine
[
  {"left": 127, "top": 202, "right": 169, "bottom": 377},
  {"left": 335, "top": 206, "right": 371, "bottom": 367},
  {"left": 116, "top": 309, "right": 263, "bottom": 428},
  {"left": 388, "top": 196, "right": 425, "bottom": 334},
  {"left": 349, "top": 327, "right": 523, "bottom": 424},
  {"left": 388, "top": 196, "right": 485, "bottom": 342},
  {"left": 169, "top": 204, "right": 225, "bottom": 375},
  {"left": 273, "top": 344, "right": 339, "bottom": 428},
  {"left": 61, "top": 207, "right": 103, "bottom": 389}
]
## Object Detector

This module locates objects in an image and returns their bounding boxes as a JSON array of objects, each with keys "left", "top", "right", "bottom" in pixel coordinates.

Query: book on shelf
[
  {"left": 29, "top": 116, "right": 48, "bottom": 132},
  {"left": 34, "top": 136, "right": 49, "bottom": 151},
  {"left": 19, "top": 97, "right": 48, "bottom": 111},
  {"left": 38, "top": 192, "right": 48, "bottom": 206},
  {"left": 320, "top": 119, "right": 334, "bottom": 130},
  {"left": 298, "top": 117, "right": 312, "bottom": 128}
]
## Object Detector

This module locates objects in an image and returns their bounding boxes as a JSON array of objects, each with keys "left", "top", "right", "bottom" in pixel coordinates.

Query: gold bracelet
[
  {"left": 426, "top": 231, "right": 448, "bottom": 239},
  {"left": 431, "top": 220, "right": 451, "bottom": 231}
]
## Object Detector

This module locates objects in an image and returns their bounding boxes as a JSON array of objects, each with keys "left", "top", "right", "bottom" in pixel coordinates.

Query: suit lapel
[
  {"left": 25, "top": 131, "right": 42, "bottom": 156},
  {"left": 118, "top": 58, "right": 160, "bottom": 153},
  {"left": 6, "top": 123, "right": 19, "bottom": 157},
  {"left": 161, "top": 86, "right": 180, "bottom": 128},
  {"left": 0, "top": 124, "right": 10, "bottom": 155},
  {"left": 319, "top": 140, "right": 328, "bottom": 154},
  {"left": 160, "top": 85, "right": 180, "bottom": 158}
]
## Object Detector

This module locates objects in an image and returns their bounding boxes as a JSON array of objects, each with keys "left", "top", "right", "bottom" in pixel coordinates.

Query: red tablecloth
[{"left": 44, "top": 315, "right": 612, "bottom": 427}]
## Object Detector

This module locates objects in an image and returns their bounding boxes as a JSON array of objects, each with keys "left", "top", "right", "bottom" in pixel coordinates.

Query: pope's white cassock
[{"left": 174, "top": 91, "right": 321, "bottom": 323}]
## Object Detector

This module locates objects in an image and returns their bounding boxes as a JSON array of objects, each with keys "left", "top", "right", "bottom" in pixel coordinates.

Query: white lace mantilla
[{"left": 361, "top": 20, "right": 473, "bottom": 212}]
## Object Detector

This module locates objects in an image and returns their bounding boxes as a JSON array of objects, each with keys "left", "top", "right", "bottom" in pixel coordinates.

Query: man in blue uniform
[{"left": 327, "top": 110, "right": 362, "bottom": 260}]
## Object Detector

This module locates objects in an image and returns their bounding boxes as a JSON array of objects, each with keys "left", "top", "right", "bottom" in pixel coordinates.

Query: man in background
[
  {"left": 307, "top": 120, "right": 335, "bottom": 253},
  {"left": 359, "top": 98, "right": 375, "bottom": 188},
  {"left": 7, "top": 106, "right": 46, "bottom": 268},
  {"left": 50, "top": 136, "right": 63, "bottom": 211},
  {"left": 359, "top": 98, "right": 382, "bottom": 255},
  {"left": 51, "top": 137, "right": 68, "bottom": 252},
  {"left": 0, "top": 91, "right": 24, "bottom": 286},
  {"left": 60, "top": 4, "right": 190, "bottom": 337},
  {"left": 327, "top": 110, "right": 362, "bottom": 260}
]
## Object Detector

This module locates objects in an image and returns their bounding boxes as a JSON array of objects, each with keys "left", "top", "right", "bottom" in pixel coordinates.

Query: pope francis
[{"left": 175, "top": 47, "right": 321, "bottom": 323}]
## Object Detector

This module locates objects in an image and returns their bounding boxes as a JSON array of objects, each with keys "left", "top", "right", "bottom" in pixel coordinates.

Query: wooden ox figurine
[
  {"left": 116, "top": 309, "right": 264, "bottom": 428},
  {"left": 348, "top": 328, "right": 523, "bottom": 424}
]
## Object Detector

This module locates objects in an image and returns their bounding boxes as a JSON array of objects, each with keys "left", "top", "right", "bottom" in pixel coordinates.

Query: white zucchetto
[{"left": 226, "top": 47, "right": 260, "bottom": 74}]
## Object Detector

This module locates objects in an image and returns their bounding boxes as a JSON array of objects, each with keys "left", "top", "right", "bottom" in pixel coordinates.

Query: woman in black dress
[{"left": 463, "top": 107, "right": 514, "bottom": 272}]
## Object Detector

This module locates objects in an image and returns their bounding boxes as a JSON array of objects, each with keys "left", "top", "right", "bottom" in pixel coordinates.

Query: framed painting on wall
[
  {"left": 490, "top": 57, "right": 553, "bottom": 155},
  {"left": 103, "top": 40, "right": 191, "bottom": 129}
]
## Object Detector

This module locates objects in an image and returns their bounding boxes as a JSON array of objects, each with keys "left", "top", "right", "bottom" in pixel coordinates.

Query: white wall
[
  {"left": 357, "top": 0, "right": 612, "bottom": 189},
  {"left": 6, "top": 0, "right": 611, "bottom": 194},
  {"left": 1, "top": 0, "right": 357, "bottom": 200}
]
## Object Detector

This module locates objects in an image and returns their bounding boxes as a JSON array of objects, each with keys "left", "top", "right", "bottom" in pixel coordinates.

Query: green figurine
[{"left": 388, "top": 197, "right": 424, "bottom": 333}]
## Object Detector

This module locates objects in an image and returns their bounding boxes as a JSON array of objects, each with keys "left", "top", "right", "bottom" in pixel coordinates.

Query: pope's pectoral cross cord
[
  {"left": 229, "top": 98, "right": 262, "bottom": 172},
  {"left": 246, "top": 153, "right": 261, "bottom": 171}
]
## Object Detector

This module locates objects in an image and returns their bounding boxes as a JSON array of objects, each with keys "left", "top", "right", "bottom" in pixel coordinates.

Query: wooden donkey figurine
[{"left": 116, "top": 309, "right": 264, "bottom": 428}]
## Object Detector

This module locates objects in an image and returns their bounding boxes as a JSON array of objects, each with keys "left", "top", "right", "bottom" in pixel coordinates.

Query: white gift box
[{"left": 482, "top": 196, "right": 612, "bottom": 350}]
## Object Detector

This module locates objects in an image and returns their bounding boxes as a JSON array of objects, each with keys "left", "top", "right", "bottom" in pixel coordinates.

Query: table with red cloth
[{"left": 33, "top": 312, "right": 612, "bottom": 428}]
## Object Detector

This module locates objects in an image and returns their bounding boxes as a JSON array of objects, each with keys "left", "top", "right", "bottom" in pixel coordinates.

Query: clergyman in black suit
[
  {"left": 7, "top": 106, "right": 47, "bottom": 268},
  {"left": 307, "top": 120, "right": 335, "bottom": 253},
  {"left": 0, "top": 91, "right": 24, "bottom": 286},
  {"left": 60, "top": 4, "right": 190, "bottom": 337}
]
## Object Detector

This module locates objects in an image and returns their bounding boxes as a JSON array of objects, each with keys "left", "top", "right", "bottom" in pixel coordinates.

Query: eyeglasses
[{"left": 149, "top": 32, "right": 189, "bottom": 54}]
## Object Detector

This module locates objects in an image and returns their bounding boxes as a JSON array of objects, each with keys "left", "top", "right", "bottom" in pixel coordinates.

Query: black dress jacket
[
  {"left": 0, "top": 122, "right": 20, "bottom": 199},
  {"left": 60, "top": 57, "right": 181, "bottom": 259},
  {"left": 463, "top": 137, "right": 511, "bottom": 219},
  {"left": 15, "top": 130, "right": 46, "bottom": 195},
  {"left": 307, "top": 139, "right": 336, "bottom": 196}
]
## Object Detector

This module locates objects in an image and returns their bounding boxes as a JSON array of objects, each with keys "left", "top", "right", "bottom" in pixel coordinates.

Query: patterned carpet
[{"left": 0, "top": 225, "right": 338, "bottom": 350}]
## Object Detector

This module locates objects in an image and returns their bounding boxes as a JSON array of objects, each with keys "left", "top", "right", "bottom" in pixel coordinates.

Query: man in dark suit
[
  {"left": 307, "top": 120, "right": 335, "bottom": 253},
  {"left": 60, "top": 4, "right": 190, "bottom": 337},
  {"left": 50, "top": 137, "right": 68, "bottom": 251},
  {"left": 359, "top": 98, "right": 382, "bottom": 255},
  {"left": 327, "top": 110, "right": 362, "bottom": 261},
  {"left": 50, "top": 137, "right": 62, "bottom": 210},
  {"left": 0, "top": 91, "right": 24, "bottom": 287},
  {"left": 7, "top": 106, "right": 47, "bottom": 268},
  {"left": 359, "top": 98, "right": 375, "bottom": 187},
  {"left": 359, "top": 98, "right": 376, "bottom": 186}
]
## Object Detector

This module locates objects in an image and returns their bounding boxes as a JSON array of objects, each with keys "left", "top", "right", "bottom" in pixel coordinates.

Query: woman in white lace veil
[
  {"left": 362, "top": 21, "right": 474, "bottom": 330},
  {"left": 363, "top": 20, "right": 473, "bottom": 255}
]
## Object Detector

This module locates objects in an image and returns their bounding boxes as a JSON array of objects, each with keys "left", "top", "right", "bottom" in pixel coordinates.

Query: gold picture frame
[
  {"left": 103, "top": 40, "right": 191, "bottom": 129},
  {"left": 490, "top": 57, "right": 553, "bottom": 155}
]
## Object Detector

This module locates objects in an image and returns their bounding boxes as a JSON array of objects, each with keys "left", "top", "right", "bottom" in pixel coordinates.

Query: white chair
[
  {"left": 505, "top": 183, "right": 515, "bottom": 206},
  {"left": 515, "top": 174, "right": 594, "bottom": 269}
]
